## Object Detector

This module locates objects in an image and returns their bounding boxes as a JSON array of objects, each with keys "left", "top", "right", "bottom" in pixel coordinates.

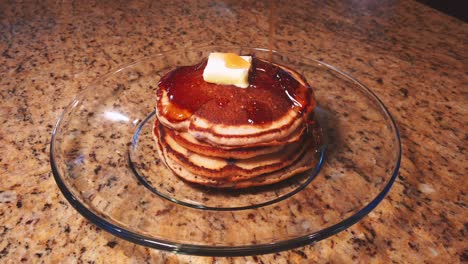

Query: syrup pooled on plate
[{"left": 158, "top": 58, "right": 312, "bottom": 125}]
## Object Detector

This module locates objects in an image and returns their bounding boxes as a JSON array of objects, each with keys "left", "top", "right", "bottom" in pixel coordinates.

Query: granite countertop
[{"left": 0, "top": 0, "right": 466, "bottom": 262}]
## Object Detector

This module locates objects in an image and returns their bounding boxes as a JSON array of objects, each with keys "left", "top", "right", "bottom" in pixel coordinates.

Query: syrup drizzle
[
  {"left": 268, "top": 1, "right": 276, "bottom": 62},
  {"left": 158, "top": 58, "right": 311, "bottom": 126}
]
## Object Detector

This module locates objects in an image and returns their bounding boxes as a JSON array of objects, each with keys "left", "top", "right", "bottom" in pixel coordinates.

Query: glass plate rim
[{"left": 50, "top": 46, "right": 401, "bottom": 256}]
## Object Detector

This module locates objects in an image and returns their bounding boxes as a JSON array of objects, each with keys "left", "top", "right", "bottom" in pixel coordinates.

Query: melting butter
[{"left": 203, "top": 52, "right": 252, "bottom": 88}]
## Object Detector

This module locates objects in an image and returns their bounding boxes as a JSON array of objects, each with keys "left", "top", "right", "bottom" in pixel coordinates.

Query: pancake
[
  {"left": 163, "top": 124, "right": 306, "bottom": 159},
  {"left": 156, "top": 58, "right": 315, "bottom": 147},
  {"left": 153, "top": 120, "right": 318, "bottom": 188},
  {"left": 153, "top": 120, "right": 311, "bottom": 181},
  {"left": 153, "top": 55, "right": 319, "bottom": 188}
]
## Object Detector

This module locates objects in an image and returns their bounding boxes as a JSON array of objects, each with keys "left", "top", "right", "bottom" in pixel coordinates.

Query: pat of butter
[{"left": 203, "top": 53, "right": 252, "bottom": 88}]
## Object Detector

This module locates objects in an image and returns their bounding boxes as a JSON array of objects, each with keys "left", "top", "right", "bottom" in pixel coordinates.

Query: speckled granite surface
[{"left": 0, "top": 0, "right": 466, "bottom": 263}]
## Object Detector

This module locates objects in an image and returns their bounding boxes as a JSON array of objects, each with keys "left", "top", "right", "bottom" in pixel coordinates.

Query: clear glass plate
[{"left": 50, "top": 46, "right": 401, "bottom": 256}]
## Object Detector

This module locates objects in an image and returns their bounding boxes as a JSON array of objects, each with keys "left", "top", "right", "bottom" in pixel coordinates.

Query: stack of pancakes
[{"left": 153, "top": 57, "right": 318, "bottom": 188}]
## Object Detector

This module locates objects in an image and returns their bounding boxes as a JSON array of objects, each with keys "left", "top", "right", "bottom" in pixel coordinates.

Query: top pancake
[{"left": 156, "top": 58, "right": 315, "bottom": 147}]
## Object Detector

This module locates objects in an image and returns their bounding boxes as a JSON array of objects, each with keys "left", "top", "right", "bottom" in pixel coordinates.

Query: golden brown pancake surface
[
  {"left": 153, "top": 120, "right": 318, "bottom": 188},
  {"left": 163, "top": 125, "right": 308, "bottom": 159},
  {"left": 154, "top": 120, "right": 310, "bottom": 181}
]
